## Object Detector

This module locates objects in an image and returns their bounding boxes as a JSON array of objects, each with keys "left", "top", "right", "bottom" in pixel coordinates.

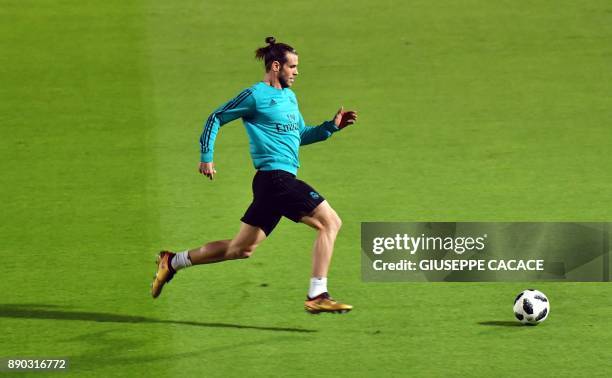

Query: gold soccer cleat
[
  {"left": 151, "top": 251, "right": 176, "bottom": 298},
  {"left": 304, "top": 292, "right": 353, "bottom": 314}
]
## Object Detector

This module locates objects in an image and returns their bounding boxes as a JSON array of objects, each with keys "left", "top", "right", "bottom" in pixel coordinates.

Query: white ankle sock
[
  {"left": 308, "top": 277, "right": 328, "bottom": 298},
  {"left": 171, "top": 251, "right": 192, "bottom": 271}
]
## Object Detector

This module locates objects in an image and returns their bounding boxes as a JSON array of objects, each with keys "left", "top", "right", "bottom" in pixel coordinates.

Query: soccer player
[{"left": 151, "top": 37, "right": 357, "bottom": 314}]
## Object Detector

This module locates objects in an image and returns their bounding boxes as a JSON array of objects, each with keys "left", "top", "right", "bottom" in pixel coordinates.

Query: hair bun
[{"left": 265, "top": 36, "right": 276, "bottom": 45}]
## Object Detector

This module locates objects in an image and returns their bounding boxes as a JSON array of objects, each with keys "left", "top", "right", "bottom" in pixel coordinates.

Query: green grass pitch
[{"left": 2, "top": 0, "right": 612, "bottom": 376}]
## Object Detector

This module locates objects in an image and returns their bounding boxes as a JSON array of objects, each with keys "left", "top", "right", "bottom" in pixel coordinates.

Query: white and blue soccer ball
[{"left": 513, "top": 289, "right": 549, "bottom": 325}]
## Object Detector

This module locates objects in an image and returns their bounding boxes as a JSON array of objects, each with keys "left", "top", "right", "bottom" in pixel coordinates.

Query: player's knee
[
  {"left": 331, "top": 214, "right": 342, "bottom": 234},
  {"left": 334, "top": 213, "right": 342, "bottom": 231},
  {"left": 320, "top": 211, "right": 342, "bottom": 235},
  {"left": 240, "top": 246, "right": 255, "bottom": 259},
  {"left": 228, "top": 244, "right": 257, "bottom": 259}
]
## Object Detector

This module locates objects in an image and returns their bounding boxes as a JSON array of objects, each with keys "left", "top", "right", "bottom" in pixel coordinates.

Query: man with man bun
[{"left": 151, "top": 36, "right": 357, "bottom": 314}]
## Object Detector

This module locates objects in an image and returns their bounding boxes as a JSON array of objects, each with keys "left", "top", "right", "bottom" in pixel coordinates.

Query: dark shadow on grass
[
  {"left": 478, "top": 320, "right": 526, "bottom": 327},
  {"left": 0, "top": 304, "right": 315, "bottom": 333}
]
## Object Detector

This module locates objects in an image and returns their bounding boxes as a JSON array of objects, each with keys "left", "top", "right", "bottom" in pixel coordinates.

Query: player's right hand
[
  {"left": 333, "top": 106, "right": 358, "bottom": 129},
  {"left": 199, "top": 162, "right": 216, "bottom": 180}
]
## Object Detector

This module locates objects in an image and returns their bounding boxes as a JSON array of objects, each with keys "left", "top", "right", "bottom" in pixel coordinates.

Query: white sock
[
  {"left": 308, "top": 277, "right": 328, "bottom": 298},
  {"left": 171, "top": 251, "right": 192, "bottom": 271}
]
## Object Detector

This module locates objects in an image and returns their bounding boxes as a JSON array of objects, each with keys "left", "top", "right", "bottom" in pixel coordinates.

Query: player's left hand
[
  {"left": 333, "top": 106, "right": 358, "bottom": 129},
  {"left": 199, "top": 162, "right": 217, "bottom": 180}
]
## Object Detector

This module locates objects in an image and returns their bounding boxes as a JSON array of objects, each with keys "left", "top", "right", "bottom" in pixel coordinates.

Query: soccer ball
[{"left": 513, "top": 289, "right": 549, "bottom": 325}]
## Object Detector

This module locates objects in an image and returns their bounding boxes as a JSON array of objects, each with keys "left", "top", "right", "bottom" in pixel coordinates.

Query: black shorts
[{"left": 241, "top": 170, "right": 325, "bottom": 236}]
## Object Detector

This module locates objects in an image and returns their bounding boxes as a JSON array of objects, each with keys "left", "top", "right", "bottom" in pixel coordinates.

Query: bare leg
[
  {"left": 187, "top": 222, "right": 267, "bottom": 265},
  {"left": 187, "top": 239, "right": 231, "bottom": 265},
  {"left": 300, "top": 201, "right": 342, "bottom": 277}
]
